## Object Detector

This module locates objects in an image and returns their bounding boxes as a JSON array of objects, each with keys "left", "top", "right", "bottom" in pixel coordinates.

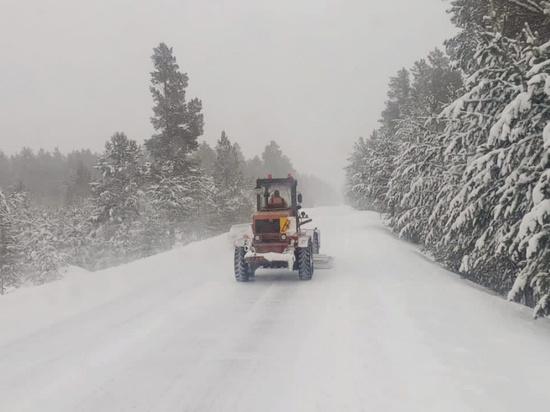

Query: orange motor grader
[{"left": 233, "top": 175, "right": 331, "bottom": 281}]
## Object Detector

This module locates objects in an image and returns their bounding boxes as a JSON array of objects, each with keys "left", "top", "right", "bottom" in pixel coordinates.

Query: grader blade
[{"left": 313, "top": 254, "right": 334, "bottom": 269}]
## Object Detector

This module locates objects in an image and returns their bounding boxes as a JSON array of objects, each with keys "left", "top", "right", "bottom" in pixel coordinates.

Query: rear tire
[
  {"left": 298, "top": 241, "right": 314, "bottom": 281},
  {"left": 313, "top": 231, "right": 320, "bottom": 254},
  {"left": 234, "top": 247, "right": 251, "bottom": 282}
]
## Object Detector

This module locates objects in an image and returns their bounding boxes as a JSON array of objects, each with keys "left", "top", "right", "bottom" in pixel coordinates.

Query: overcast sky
[{"left": 0, "top": 0, "right": 456, "bottom": 191}]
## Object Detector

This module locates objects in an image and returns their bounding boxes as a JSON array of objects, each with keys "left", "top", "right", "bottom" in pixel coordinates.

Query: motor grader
[{"left": 232, "top": 175, "right": 332, "bottom": 281}]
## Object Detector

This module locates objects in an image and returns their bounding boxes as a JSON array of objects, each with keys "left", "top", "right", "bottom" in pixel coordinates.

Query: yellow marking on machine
[{"left": 280, "top": 217, "right": 290, "bottom": 233}]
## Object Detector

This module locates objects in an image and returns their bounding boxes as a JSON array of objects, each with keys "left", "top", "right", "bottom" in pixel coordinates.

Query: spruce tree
[
  {"left": 345, "top": 137, "right": 369, "bottom": 209},
  {"left": 182, "top": 172, "right": 218, "bottom": 240},
  {"left": 0, "top": 191, "right": 21, "bottom": 293},
  {"left": 61, "top": 201, "right": 95, "bottom": 270},
  {"left": 446, "top": 0, "right": 550, "bottom": 69},
  {"left": 212, "top": 131, "right": 253, "bottom": 230},
  {"left": 128, "top": 189, "right": 171, "bottom": 258},
  {"left": 20, "top": 206, "right": 68, "bottom": 285},
  {"left": 91, "top": 132, "right": 143, "bottom": 267},
  {"left": 144, "top": 43, "right": 205, "bottom": 245},
  {"left": 345, "top": 130, "right": 396, "bottom": 212},
  {"left": 380, "top": 68, "right": 411, "bottom": 134},
  {"left": 344, "top": 68, "right": 411, "bottom": 214},
  {"left": 427, "top": 22, "right": 525, "bottom": 283},
  {"left": 386, "top": 50, "right": 462, "bottom": 243},
  {"left": 485, "top": 30, "right": 550, "bottom": 315}
]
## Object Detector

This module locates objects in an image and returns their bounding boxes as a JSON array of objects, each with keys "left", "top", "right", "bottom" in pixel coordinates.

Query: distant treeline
[
  {"left": 0, "top": 148, "right": 99, "bottom": 206},
  {"left": 0, "top": 140, "right": 337, "bottom": 209}
]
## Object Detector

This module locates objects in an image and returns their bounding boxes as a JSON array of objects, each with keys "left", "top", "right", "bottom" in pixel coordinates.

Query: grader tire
[
  {"left": 298, "top": 241, "right": 314, "bottom": 281},
  {"left": 234, "top": 247, "right": 251, "bottom": 282}
]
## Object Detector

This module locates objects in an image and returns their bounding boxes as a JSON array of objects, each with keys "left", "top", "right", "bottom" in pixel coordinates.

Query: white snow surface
[
  {"left": 543, "top": 121, "right": 550, "bottom": 149},
  {"left": 2, "top": 206, "right": 550, "bottom": 411}
]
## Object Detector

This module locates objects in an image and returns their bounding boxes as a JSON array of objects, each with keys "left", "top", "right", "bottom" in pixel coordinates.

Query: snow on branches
[{"left": 345, "top": 11, "right": 550, "bottom": 317}]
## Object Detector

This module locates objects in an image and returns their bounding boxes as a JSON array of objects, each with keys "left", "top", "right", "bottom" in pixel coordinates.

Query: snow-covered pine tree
[
  {"left": 343, "top": 0, "right": 550, "bottom": 317},
  {"left": 145, "top": 42, "right": 204, "bottom": 178},
  {"left": 380, "top": 69, "right": 412, "bottom": 135},
  {"left": 0, "top": 190, "right": 22, "bottom": 293},
  {"left": 91, "top": 132, "right": 143, "bottom": 268},
  {"left": 60, "top": 201, "right": 95, "bottom": 270},
  {"left": 372, "top": 69, "right": 412, "bottom": 213},
  {"left": 344, "top": 137, "right": 369, "bottom": 209},
  {"left": 446, "top": 0, "right": 550, "bottom": 72},
  {"left": 212, "top": 131, "right": 254, "bottom": 231},
  {"left": 387, "top": 50, "right": 462, "bottom": 243},
  {"left": 344, "top": 130, "right": 396, "bottom": 212},
  {"left": 344, "top": 70, "right": 412, "bottom": 213},
  {"left": 182, "top": 172, "right": 219, "bottom": 240},
  {"left": 344, "top": 69, "right": 411, "bottom": 214},
  {"left": 213, "top": 132, "right": 240, "bottom": 187},
  {"left": 127, "top": 188, "right": 171, "bottom": 259},
  {"left": 484, "top": 31, "right": 550, "bottom": 315},
  {"left": 144, "top": 43, "right": 205, "bottom": 244},
  {"left": 427, "top": 18, "right": 526, "bottom": 286},
  {"left": 367, "top": 130, "right": 397, "bottom": 213},
  {"left": 19, "top": 206, "right": 68, "bottom": 285},
  {"left": 145, "top": 173, "right": 197, "bottom": 246}
]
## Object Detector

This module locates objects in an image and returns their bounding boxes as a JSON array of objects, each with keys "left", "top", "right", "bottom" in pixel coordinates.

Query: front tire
[
  {"left": 234, "top": 247, "right": 251, "bottom": 282},
  {"left": 298, "top": 241, "right": 314, "bottom": 281}
]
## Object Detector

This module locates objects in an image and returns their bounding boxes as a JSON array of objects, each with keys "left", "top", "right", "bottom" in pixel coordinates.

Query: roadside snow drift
[{"left": 1, "top": 206, "right": 550, "bottom": 411}]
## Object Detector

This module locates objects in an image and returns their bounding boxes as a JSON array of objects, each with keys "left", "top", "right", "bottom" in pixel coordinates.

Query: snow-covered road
[{"left": 1, "top": 206, "right": 550, "bottom": 411}]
